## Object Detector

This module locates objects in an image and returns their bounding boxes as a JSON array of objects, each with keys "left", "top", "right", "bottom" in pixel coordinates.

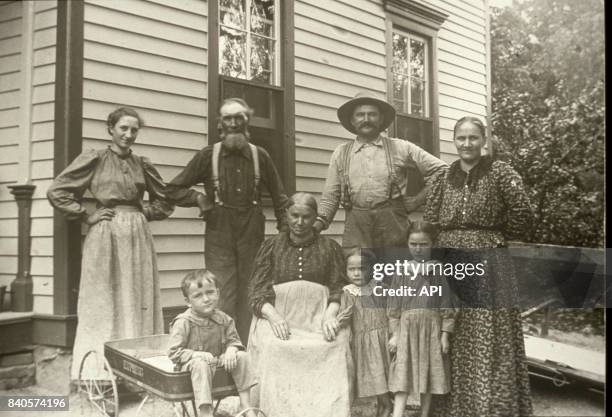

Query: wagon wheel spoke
[{"left": 78, "top": 350, "right": 119, "bottom": 416}]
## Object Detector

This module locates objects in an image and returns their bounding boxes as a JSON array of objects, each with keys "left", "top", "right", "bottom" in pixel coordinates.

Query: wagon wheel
[
  {"left": 235, "top": 407, "right": 267, "bottom": 417},
  {"left": 78, "top": 350, "right": 120, "bottom": 417},
  {"left": 171, "top": 400, "right": 199, "bottom": 417}
]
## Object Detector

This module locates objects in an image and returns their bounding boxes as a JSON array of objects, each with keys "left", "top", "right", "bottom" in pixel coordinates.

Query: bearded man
[
  {"left": 166, "top": 98, "right": 289, "bottom": 340},
  {"left": 314, "top": 91, "right": 448, "bottom": 251}
]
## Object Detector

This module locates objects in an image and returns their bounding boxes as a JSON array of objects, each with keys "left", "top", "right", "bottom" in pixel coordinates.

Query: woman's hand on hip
[{"left": 85, "top": 208, "right": 115, "bottom": 225}]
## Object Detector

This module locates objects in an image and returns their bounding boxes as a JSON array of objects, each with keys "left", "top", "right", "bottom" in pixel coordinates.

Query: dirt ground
[
  {"left": 1, "top": 377, "right": 604, "bottom": 417},
  {"left": 1, "top": 319, "right": 604, "bottom": 417}
]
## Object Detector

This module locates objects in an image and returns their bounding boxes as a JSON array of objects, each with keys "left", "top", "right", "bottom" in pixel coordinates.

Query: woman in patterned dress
[
  {"left": 47, "top": 107, "right": 173, "bottom": 380},
  {"left": 424, "top": 116, "right": 533, "bottom": 417}
]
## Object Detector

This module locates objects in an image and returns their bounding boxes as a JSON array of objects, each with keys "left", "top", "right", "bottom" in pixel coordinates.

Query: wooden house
[{"left": 0, "top": 0, "right": 490, "bottom": 347}]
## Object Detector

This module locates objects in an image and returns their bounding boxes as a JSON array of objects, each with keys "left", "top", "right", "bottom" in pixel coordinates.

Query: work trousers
[
  {"left": 205, "top": 205, "right": 265, "bottom": 343},
  {"left": 182, "top": 351, "right": 254, "bottom": 408},
  {"left": 342, "top": 199, "right": 410, "bottom": 253}
]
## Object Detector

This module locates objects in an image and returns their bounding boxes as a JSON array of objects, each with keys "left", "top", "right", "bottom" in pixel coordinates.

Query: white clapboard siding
[
  {"left": 82, "top": 0, "right": 208, "bottom": 309},
  {"left": 0, "top": 1, "right": 22, "bottom": 307},
  {"left": 295, "top": 0, "right": 387, "bottom": 243},
  {"left": 27, "top": 1, "right": 58, "bottom": 313},
  {"left": 428, "top": 0, "right": 488, "bottom": 161}
]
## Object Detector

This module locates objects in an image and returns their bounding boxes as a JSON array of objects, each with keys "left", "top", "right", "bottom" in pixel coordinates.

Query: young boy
[{"left": 168, "top": 269, "right": 256, "bottom": 417}]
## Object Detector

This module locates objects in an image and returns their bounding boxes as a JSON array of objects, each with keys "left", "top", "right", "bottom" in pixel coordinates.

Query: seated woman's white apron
[{"left": 248, "top": 280, "right": 353, "bottom": 417}]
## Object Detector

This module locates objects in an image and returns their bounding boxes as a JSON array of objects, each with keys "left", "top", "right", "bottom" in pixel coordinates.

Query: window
[
  {"left": 384, "top": 0, "right": 447, "bottom": 156},
  {"left": 390, "top": 27, "right": 433, "bottom": 153},
  {"left": 392, "top": 30, "right": 428, "bottom": 118},
  {"left": 384, "top": 0, "right": 447, "bottom": 196},
  {"left": 219, "top": 0, "right": 281, "bottom": 85},
  {"left": 210, "top": 0, "right": 296, "bottom": 194}
]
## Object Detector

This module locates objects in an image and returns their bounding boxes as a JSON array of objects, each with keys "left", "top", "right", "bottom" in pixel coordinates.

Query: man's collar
[
  {"left": 221, "top": 141, "right": 252, "bottom": 160},
  {"left": 352, "top": 135, "right": 383, "bottom": 153}
]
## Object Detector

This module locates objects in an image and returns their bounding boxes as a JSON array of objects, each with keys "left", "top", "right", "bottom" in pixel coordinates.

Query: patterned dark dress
[{"left": 424, "top": 155, "right": 533, "bottom": 417}]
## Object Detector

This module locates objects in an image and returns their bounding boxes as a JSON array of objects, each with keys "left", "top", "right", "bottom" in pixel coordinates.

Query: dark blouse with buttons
[
  {"left": 424, "top": 155, "right": 533, "bottom": 245},
  {"left": 248, "top": 232, "right": 348, "bottom": 317}
]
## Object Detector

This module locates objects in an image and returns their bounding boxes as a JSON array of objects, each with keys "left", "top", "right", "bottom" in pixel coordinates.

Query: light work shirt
[{"left": 318, "top": 135, "right": 448, "bottom": 225}]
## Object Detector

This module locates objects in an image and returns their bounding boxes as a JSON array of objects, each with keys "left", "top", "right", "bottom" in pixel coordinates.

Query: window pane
[
  {"left": 223, "top": 79, "right": 272, "bottom": 119},
  {"left": 393, "top": 73, "right": 404, "bottom": 100},
  {"left": 220, "top": 28, "right": 247, "bottom": 79},
  {"left": 392, "top": 33, "right": 409, "bottom": 75},
  {"left": 251, "top": 0, "right": 275, "bottom": 37},
  {"left": 250, "top": 35, "right": 274, "bottom": 84},
  {"left": 220, "top": 0, "right": 246, "bottom": 30},
  {"left": 396, "top": 115, "right": 433, "bottom": 153},
  {"left": 410, "top": 38, "right": 425, "bottom": 79},
  {"left": 393, "top": 74, "right": 408, "bottom": 113},
  {"left": 410, "top": 79, "right": 425, "bottom": 117}
]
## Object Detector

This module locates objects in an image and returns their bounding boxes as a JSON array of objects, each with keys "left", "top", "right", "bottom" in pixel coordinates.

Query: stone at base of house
[
  {"left": 34, "top": 346, "right": 72, "bottom": 395},
  {"left": 0, "top": 362, "right": 35, "bottom": 390}
]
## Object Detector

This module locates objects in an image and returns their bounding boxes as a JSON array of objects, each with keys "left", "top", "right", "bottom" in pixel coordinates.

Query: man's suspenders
[
  {"left": 338, "top": 137, "right": 403, "bottom": 209},
  {"left": 211, "top": 142, "right": 260, "bottom": 206}
]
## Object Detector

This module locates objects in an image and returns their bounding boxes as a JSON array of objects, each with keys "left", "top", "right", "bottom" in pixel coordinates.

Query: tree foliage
[{"left": 490, "top": 0, "right": 604, "bottom": 247}]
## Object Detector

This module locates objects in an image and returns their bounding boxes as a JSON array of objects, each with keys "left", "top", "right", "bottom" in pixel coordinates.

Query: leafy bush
[{"left": 491, "top": 0, "right": 604, "bottom": 247}]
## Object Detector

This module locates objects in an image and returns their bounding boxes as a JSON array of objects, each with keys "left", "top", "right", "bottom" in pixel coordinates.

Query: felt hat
[{"left": 337, "top": 91, "right": 396, "bottom": 135}]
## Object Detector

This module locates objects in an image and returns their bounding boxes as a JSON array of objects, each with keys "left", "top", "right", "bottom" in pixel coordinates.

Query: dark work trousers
[
  {"left": 342, "top": 198, "right": 410, "bottom": 253},
  {"left": 204, "top": 205, "right": 265, "bottom": 343}
]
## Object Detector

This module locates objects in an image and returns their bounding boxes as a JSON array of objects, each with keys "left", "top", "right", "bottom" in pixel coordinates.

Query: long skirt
[
  {"left": 431, "top": 229, "right": 532, "bottom": 417},
  {"left": 70, "top": 207, "right": 163, "bottom": 380},
  {"left": 248, "top": 281, "right": 353, "bottom": 417},
  {"left": 388, "top": 310, "right": 450, "bottom": 400}
]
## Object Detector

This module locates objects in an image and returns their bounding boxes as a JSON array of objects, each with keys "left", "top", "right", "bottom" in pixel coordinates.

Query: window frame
[
  {"left": 384, "top": 2, "right": 447, "bottom": 157},
  {"left": 209, "top": 0, "right": 296, "bottom": 195}
]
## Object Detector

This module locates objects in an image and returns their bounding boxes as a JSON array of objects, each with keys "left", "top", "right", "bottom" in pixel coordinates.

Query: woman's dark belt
[{"left": 96, "top": 203, "right": 142, "bottom": 212}]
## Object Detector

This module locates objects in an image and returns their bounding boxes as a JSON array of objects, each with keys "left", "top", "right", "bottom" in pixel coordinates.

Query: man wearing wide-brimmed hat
[{"left": 314, "top": 91, "right": 447, "bottom": 250}]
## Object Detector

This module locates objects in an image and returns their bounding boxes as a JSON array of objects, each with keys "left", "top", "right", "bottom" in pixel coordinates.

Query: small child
[
  {"left": 387, "top": 221, "right": 456, "bottom": 417},
  {"left": 168, "top": 269, "right": 256, "bottom": 417},
  {"left": 337, "top": 249, "right": 392, "bottom": 417}
]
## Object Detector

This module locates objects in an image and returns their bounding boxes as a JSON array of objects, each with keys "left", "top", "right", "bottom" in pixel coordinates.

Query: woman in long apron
[{"left": 47, "top": 107, "right": 173, "bottom": 380}]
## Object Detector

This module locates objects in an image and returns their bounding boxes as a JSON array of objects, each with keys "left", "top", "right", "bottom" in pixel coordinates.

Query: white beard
[{"left": 222, "top": 132, "right": 248, "bottom": 150}]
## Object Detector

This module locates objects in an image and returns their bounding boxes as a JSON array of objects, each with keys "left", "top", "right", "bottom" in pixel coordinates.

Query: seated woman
[{"left": 247, "top": 192, "right": 352, "bottom": 417}]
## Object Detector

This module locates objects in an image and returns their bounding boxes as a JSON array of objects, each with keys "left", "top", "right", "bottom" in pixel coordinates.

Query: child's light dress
[
  {"left": 338, "top": 281, "right": 390, "bottom": 398},
  {"left": 387, "top": 260, "right": 456, "bottom": 399}
]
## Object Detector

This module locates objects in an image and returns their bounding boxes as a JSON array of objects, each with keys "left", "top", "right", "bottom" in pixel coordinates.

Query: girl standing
[
  {"left": 337, "top": 249, "right": 392, "bottom": 417},
  {"left": 47, "top": 107, "right": 173, "bottom": 380},
  {"left": 387, "top": 222, "right": 456, "bottom": 417}
]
